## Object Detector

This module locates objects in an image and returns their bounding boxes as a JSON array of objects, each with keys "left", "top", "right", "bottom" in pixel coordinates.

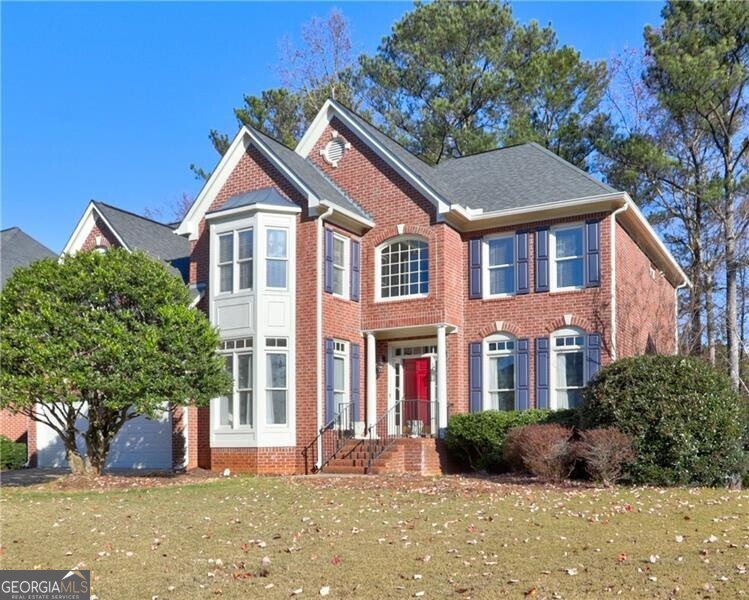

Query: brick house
[{"left": 16, "top": 100, "right": 688, "bottom": 474}]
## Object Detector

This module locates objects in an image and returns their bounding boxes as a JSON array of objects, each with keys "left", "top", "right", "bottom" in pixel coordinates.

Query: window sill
[
  {"left": 479, "top": 293, "right": 517, "bottom": 301},
  {"left": 374, "top": 293, "right": 429, "bottom": 304},
  {"left": 548, "top": 286, "right": 586, "bottom": 295},
  {"left": 330, "top": 292, "right": 351, "bottom": 302}
]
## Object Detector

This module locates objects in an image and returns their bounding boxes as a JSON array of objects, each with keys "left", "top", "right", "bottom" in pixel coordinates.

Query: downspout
[
  {"left": 610, "top": 202, "right": 630, "bottom": 361},
  {"left": 316, "top": 205, "right": 334, "bottom": 469}
]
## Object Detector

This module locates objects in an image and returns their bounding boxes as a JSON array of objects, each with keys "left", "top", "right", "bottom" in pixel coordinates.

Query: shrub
[
  {"left": 576, "top": 428, "right": 634, "bottom": 486},
  {"left": 445, "top": 409, "right": 578, "bottom": 472},
  {"left": 503, "top": 424, "right": 575, "bottom": 482},
  {"left": 0, "top": 435, "right": 27, "bottom": 470},
  {"left": 581, "top": 355, "right": 747, "bottom": 486}
]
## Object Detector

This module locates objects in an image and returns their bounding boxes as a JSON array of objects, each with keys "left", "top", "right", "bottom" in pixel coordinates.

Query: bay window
[
  {"left": 218, "top": 337, "right": 254, "bottom": 428},
  {"left": 266, "top": 337, "right": 288, "bottom": 425},
  {"left": 216, "top": 228, "right": 253, "bottom": 294},
  {"left": 266, "top": 228, "right": 288, "bottom": 289}
]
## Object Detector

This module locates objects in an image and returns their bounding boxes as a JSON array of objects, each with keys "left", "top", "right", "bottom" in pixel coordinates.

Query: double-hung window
[
  {"left": 265, "top": 337, "right": 288, "bottom": 425},
  {"left": 217, "top": 229, "right": 253, "bottom": 294},
  {"left": 552, "top": 331, "right": 585, "bottom": 409},
  {"left": 485, "top": 335, "right": 516, "bottom": 410},
  {"left": 379, "top": 238, "right": 429, "bottom": 300},
  {"left": 552, "top": 225, "right": 584, "bottom": 290},
  {"left": 266, "top": 228, "right": 288, "bottom": 289},
  {"left": 332, "top": 234, "right": 349, "bottom": 298},
  {"left": 218, "top": 338, "right": 253, "bottom": 428},
  {"left": 333, "top": 340, "right": 348, "bottom": 411},
  {"left": 485, "top": 235, "right": 515, "bottom": 296}
]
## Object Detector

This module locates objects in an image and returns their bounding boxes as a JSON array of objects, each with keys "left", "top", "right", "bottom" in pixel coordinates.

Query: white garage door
[{"left": 36, "top": 404, "right": 173, "bottom": 471}]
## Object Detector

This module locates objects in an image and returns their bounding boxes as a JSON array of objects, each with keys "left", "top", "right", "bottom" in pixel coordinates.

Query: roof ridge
[
  {"left": 525, "top": 142, "right": 616, "bottom": 192},
  {"left": 434, "top": 142, "right": 531, "bottom": 166},
  {"left": 1, "top": 226, "right": 21, "bottom": 233},
  {"left": 94, "top": 201, "right": 180, "bottom": 230}
]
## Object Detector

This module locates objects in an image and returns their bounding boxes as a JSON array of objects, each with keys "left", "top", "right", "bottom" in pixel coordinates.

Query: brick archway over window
[
  {"left": 367, "top": 224, "right": 434, "bottom": 248},
  {"left": 544, "top": 314, "right": 594, "bottom": 334},
  {"left": 477, "top": 320, "right": 521, "bottom": 339}
]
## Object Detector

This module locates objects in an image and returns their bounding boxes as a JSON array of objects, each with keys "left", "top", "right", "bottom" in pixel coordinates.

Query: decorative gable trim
[{"left": 62, "top": 201, "right": 130, "bottom": 256}]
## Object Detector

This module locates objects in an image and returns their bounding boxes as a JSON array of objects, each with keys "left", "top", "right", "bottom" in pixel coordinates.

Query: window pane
[
  {"left": 556, "top": 388, "right": 583, "bottom": 409},
  {"left": 239, "top": 391, "right": 252, "bottom": 426},
  {"left": 220, "top": 265, "right": 233, "bottom": 293},
  {"left": 267, "top": 390, "right": 286, "bottom": 424},
  {"left": 557, "top": 257, "right": 584, "bottom": 288},
  {"left": 238, "top": 230, "right": 253, "bottom": 260},
  {"left": 334, "top": 356, "right": 345, "bottom": 390},
  {"left": 490, "top": 391, "right": 515, "bottom": 411},
  {"left": 267, "top": 229, "right": 287, "bottom": 258},
  {"left": 489, "top": 355, "right": 515, "bottom": 390},
  {"left": 334, "top": 391, "right": 345, "bottom": 407},
  {"left": 219, "top": 395, "right": 233, "bottom": 427},
  {"left": 267, "top": 259, "right": 287, "bottom": 288},
  {"left": 266, "top": 353, "right": 287, "bottom": 388},
  {"left": 488, "top": 237, "right": 513, "bottom": 266},
  {"left": 333, "top": 267, "right": 344, "bottom": 295},
  {"left": 238, "top": 353, "right": 252, "bottom": 389},
  {"left": 380, "top": 240, "right": 428, "bottom": 298},
  {"left": 489, "top": 266, "right": 515, "bottom": 294},
  {"left": 333, "top": 237, "right": 345, "bottom": 267},
  {"left": 219, "top": 234, "right": 233, "bottom": 263},
  {"left": 239, "top": 260, "right": 253, "bottom": 290},
  {"left": 557, "top": 351, "right": 584, "bottom": 387},
  {"left": 556, "top": 228, "right": 583, "bottom": 258}
]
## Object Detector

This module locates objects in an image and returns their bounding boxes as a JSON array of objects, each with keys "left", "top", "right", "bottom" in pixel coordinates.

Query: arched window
[
  {"left": 484, "top": 333, "right": 516, "bottom": 411},
  {"left": 377, "top": 237, "right": 428, "bottom": 300},
  {"left": 551, "top": 327, "right": 586, "bottom": 409}
]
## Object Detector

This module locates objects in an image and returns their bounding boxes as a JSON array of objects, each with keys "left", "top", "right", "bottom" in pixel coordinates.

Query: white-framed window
[
  {"left": 217, "top": 228, "right": 254, "bottom": 294},
  {"left": 266, "top": 228, "right": 288, "bottom": 289},
  {"left": 377, "top": 237, "right": 429, "bottom": 300},
  {"left": 217, "top": 337, "right": 254, "bottom": 429},
  {"left": 332, "top": 233, "right": 349, "bottom": 298},
  {"left": 552, "top": 328, "right": 586, "bottom": 409},
  {"left": 485, "top": 334, "right": 516, "bottom": 410},
  {"left": 484, "top": 234, "right": 515, "bottom": 296},
  {"left": 265, "top": 337, "right": 288, "bottom": 425},
  {"left": 551, "top": 224, "right": 584, "bottom": 290},
  {"left": 333, "top": 340, "right": 349, "bottom": 409}
]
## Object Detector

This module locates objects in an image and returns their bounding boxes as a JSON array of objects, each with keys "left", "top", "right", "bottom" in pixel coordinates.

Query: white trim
[
  {"left": 205, "top": 203, "right": 301, "bottom": 222},
  {"left": 549, "top": 327, "right": 587, "bottom": 410},
  {"left": 549, "top": 222, "right": 585, "bottom": 292},
  {"left": 318, "top": 199, "right": 375, "bottom": 229},
  {"left": 296, "top": 99, "right": 450, "bottom": 214},
  {"left": 62, "top": 202, "right": 130, "bottom": 256},
  {"left": 482, "top": 232, "right": 516, "bottom": 298},
  {"left": 483, "top": 332, "right": 518, "bottom": 411},
  {"left": 332, "top": 339, "right": 350, "bottom": 415}
]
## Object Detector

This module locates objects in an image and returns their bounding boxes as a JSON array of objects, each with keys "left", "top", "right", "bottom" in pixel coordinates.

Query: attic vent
[{"left": 321, "top": 132, "right": 350, "bottom": 167}]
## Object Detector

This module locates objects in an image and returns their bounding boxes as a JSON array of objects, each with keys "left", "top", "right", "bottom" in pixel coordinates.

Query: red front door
[{"left": 403, "top": 357, "right": 431, "bottom": 430}]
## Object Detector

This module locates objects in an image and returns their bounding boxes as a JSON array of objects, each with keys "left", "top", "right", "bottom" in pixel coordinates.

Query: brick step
[
  {"left": 328, "top": 458, "right": 370, "bottom": 468},
  {"left": 323, "top": 465, "right": 367, "bottom": 475}
]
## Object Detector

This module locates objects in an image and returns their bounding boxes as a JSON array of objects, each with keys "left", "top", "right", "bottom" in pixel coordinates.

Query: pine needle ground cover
[{"left": 1, "top": 475, "right": 747, "bottom": 598}]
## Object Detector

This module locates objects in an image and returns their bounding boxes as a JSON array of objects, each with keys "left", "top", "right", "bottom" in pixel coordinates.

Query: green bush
[
  {"left": 0, "top": 435, "right": 27, "bottom": 470},
  {"left": 446, "top": 409, "right": 578, "bottom": 472},
  {"left": 581, "top": 355, "right": 748, "bottom": 486}
]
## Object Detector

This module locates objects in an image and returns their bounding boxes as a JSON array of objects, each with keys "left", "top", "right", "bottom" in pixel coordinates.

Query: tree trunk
[
  {"left": 704, "top": 271, "right": 716, "bottom": 365},
  {"left": 724, "top": 146, "right": 739, "bottom": 389}
]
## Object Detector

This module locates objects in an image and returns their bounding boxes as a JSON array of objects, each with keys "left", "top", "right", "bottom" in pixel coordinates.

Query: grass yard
[{"left": 1, "top": 474, "right": 747, "bottom": 599}]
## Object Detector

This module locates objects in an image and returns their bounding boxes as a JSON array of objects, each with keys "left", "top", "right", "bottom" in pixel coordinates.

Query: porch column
[
  {"left": 437, "top": 325, "right": 448, "bottom": 435},
  {"left": 366, "top": 332, "right": 377, "bottom": 436}
]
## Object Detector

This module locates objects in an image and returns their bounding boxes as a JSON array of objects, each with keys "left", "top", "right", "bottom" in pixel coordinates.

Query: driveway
[{"left": 0, "top": 468, "right": 66, "bottom": 487}]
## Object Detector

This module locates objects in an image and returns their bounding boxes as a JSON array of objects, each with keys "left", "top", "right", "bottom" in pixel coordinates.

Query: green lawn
[{"left": 1, "top": 475, "right": 747, "bottom": 598}]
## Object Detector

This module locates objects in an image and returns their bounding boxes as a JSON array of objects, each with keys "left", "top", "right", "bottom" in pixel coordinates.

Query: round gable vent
[{"left": 321, "top": 134, "right": 351, "bottom": 167}]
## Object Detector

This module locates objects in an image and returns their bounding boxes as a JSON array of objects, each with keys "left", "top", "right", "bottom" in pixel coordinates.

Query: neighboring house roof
[
  {"left": 0, "top": 227, "right": 56, "bottom": 288},
  {"left": 92, "top": 202, "right": 190, "bottom": 262},
  {"left": 208, "top": 187, "right": 299, "bottom": 214},
  {"left": 433, "top": 143, "right": 616, "bottom": 212}
]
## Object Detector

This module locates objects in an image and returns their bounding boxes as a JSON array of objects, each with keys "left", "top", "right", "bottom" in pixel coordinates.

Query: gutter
[
  {"left": 609, "top": 202, "right": 630, "bottom": 360},
  {"left": 316, "top": 205, "right": 334, "bottom": 469}
]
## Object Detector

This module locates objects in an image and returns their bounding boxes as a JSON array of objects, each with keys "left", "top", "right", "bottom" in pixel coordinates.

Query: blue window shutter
[
  {"left": 469, "top": 342, "right": 482, "bottom": 412},
  {"left": 535, "top": 337, "right": 550, "bottom": 409},
  {"left": 324, "top": 338, "right": 335, "bottom": 423},
  {"left": 585, "top": 219, "right": 601, "bottom": 287},
  {"left": 469, "top": 238, "right": 482, "bottom": 299},
  {"left": 350, "top": 240, "right": 360, "bottom": 302},
  {"left": 516, "top": 231, "right": 529, "bottom": 295},
  {"left": 324, "top": 229, "right": 333, "bottom": 294},
  {"left": 350, "top": 343, "right": 360, "bottom": 422},
  {"left": 516, "top": 339, "right": 529, "bottom": 410},
  {"left": 586, "top": 333, "right": 601, "bottom": 381},
  {"left": 535, "top": 227, "right": 549, "bottom": 292}
]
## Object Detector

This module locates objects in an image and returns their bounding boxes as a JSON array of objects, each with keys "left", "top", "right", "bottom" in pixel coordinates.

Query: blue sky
[{"left": 2, "top": 2, "right": 664, "bottom": 252}]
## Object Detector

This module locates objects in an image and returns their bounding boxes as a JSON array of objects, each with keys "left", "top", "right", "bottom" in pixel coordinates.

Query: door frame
[{"left": 387, "top": 339, "right": 437, "bottom": 430}]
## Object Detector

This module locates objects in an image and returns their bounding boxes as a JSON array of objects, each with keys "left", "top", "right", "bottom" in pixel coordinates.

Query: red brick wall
[
  {"left": 80, "top": 217, "right": 120, "bottom": 251},
  {"left": 615, "top": 221, "right": 676, "bottom": 357},
  {"left": 210, "top": 446, "right": 298, "bottom": 475},
  {"left": 0, "top": 411, "right": 33, "bottom": 465}
]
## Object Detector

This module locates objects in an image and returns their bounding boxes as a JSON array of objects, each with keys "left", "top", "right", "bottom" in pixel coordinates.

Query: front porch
[{"left": 305, "top": 323, "right": 457, "bottom": 475}]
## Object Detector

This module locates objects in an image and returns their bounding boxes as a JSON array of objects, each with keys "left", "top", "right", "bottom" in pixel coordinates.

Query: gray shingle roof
[
  {"left": 329, "top": 100, "right": 617, "bottom": 213},
  {"left": 250, "top": 127, "right": 372, "bottom": 220},
  {"left": 208, "top": 187, "right": 298, "bottom": 214},
  {"left": 94, "top": 202, "right": 190, "bottom": 262},
  {"left": 1, "top": 227, "right": 56, "bottom": 288}
]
